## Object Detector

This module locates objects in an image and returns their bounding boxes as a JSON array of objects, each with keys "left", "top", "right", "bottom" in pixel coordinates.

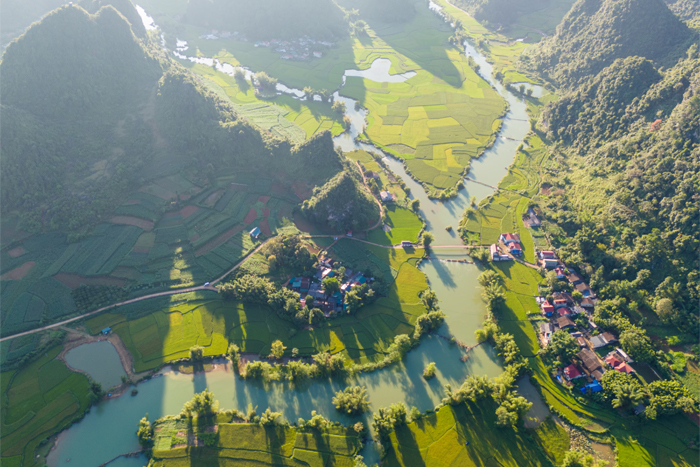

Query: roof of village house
[
  {"left": 490, "top": 244, "right": 498, "bottom": 254},
  {"left": 557, "top": 316, "right": 576, "bottom": 328},
  {"left": 577, "top": 349, "right": 601, "bottom": 372},
  {"left": 602, "top": 332, "right": 617, "bottom": 343},
  {"left": 564, "top": 364, "right": 583, "bottom": 379},
  {"left": 554, "top": 299, "right": 568, "bottom": 305},
  {"left": 540, "top": 250, "right": 556, "bottom": 258},
  {"left": 508, "top": 242, "right": 522, "bottom": 251},
  {"left": 615, "top": 362, "right": 635, "bottom": 374},
  {"left": 540, "top": 322, "right": 553, "bottom": 334},
  {"left": 568, "top": 273, "right": 584, "bottom": 284},
  {"left": 605, "top": 354, "right": 623, "bottom": 367},
  {"left": 541, "top": 301, "right": 554, "bottom": 312},
  {"left": 591, "top": 369, "right": 605, "bottom": 381},
  {"left": 581, "top": 297, "right": 596, "bottom": 307},
  {"left": 577, "top": 337, "right": 587, "bottom": 347},
  {"left": 590, "top": 335, "right": 609, "bottom": 348}
]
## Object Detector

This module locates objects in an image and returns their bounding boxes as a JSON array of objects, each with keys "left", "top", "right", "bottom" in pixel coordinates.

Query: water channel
[{"left": 46, "top": 5, "right": 539, "bottom": 466}]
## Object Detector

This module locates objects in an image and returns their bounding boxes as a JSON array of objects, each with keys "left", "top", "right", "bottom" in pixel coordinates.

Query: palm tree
[{"left": 612, "top": 383, "right": 646, "bottom": 409}]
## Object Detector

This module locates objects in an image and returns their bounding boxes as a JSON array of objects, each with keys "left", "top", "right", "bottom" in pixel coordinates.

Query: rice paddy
[
  {"left": 149, "top": 418, "right": 362, "bottom": 467},
  {"left": 0, "top": 346, "right": 91, "bottom": 467}
]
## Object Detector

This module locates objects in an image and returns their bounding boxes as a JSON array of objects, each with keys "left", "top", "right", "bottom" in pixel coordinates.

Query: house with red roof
[
  {"left": 500, "top": 233, "right": 521, "bottom": 244},
  {"left": 507, "top": 242, "right": 523, "bottom": 256},
  {"left": 553, "top": 299, "right": 568, "bottom": 309},
  {"left": 541, "top": 301, "right": 555, "bottom": 316},
  {"left": 540, "top": 250, "right": 557, "bottom": 260},
  {"left": 555, "top": 267, "right": 566, "bottom": 279},
  {"left": 564, "top": 364, "right": 584, "bottom": 381}
]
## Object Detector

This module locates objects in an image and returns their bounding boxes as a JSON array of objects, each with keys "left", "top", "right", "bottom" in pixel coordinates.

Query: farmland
[
  {"left": 367, "top": 206, "right": 423, "bottom": 246},
  {"left": 0, "top": 346, "right": 91, "bottom": 467},
  {"left": 83, "top": 239, "right": 428, "bottom": 371},
  {"left": 0, "top": 171, "right": 303, "bottom": 339},
  {"left": 149, "top": 416, "right": 362, "bottom": 467},
  {"left": 385, "top": 401, "right": 551, "bottom": 466}
]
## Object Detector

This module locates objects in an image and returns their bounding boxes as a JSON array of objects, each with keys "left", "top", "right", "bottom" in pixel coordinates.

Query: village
[
  {"left": 199, "top": 30, "right": 334, "bottom": 61},
  {"left": 492, "top": 212, "right": 642, "bottom": 408}
]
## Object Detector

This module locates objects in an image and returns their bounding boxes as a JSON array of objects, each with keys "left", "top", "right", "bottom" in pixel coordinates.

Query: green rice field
[
  {"left": 0, "top": 346, "right": 91, "bottom": 467},
  {"left": 367, "top": 206, "right": 423, "bottom": 246},
  {"left": 149, "top": 418, "right": 362, "bottom": 467}
]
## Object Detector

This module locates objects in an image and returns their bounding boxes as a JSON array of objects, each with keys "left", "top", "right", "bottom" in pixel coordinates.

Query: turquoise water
[{"left": 64, "top": 341, "right": 126, "bottom": 390}]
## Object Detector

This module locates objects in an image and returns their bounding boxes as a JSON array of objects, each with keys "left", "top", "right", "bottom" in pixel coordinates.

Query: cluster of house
[
  {"left": 254, "top": 36, "right": 334, "bottom": 61},
  {"left": 535, "top": 250, "right": 638, "bottom": 389},
  {"left": 380, "top": 190, "right": 396, "bottom": 203},
  {"left": 200, "top": 30, "right": 243, "bottom": 41},
  {"left": 287, "top": 256, "right": 372, "bottom": 314},
  {"left": 492, "top": 232, "right": 523, "bottom": 259}
]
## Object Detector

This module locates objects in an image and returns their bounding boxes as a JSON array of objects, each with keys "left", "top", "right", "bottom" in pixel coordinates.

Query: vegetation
[
  {"left": 423, "top": 362, "right": 437, "bottom": 379},
  {"left": 332, "top": 386, "right": 370, "bottom": 415},
  {"left": 180, "top": 389, "right": 219, "bottom": 419}
]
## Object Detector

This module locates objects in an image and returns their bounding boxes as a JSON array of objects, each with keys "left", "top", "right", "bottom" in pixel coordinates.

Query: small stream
[{"left": 46, "top": 5, "right": 540, "bottom": 466}]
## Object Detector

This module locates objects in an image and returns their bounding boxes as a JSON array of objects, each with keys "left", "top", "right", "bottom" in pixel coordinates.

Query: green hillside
[{"left": 525, "top": 0, "right": 697, "bottom": 87}]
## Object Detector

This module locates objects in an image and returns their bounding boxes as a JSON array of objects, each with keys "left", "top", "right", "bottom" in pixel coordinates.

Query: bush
[
  {"left": 332, "top": 386, "right": 370, "bottom": 415},
  {"left": 423, "top": 362, "right": 437, "bottom": 380}
]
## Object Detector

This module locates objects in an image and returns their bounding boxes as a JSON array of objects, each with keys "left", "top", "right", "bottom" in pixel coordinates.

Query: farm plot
[
  {"left": 0, "top": 346, "right": 90, "bottom": 467},
  {"left": 368, "top": 205, "right": 423, "bottom": 246},
  {"left": 385, "top": 401, "right": 550, "bottom": 467},
  {"left": 149, "top": 420, "right": 361, "bottom": 467}
]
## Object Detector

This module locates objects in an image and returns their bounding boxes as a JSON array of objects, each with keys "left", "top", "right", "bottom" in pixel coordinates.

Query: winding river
[{"left": 46, "top": 5, "right": 538, "bottom": 466}]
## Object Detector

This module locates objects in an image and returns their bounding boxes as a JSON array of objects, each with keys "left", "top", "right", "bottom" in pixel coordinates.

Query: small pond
[{"left": 64, "top": 340, "right": 126, "bottom": 391}]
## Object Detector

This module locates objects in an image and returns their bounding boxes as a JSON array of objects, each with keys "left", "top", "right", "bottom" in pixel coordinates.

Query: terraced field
[
  {"left": 0, "top": 172, "right": 302, "bottom": 339},
  {"left": 149, "top": 418, "right": 362, "bottom": 467},
  {"left": 0, "top": 346, "right": 91, "bottom": 467}
]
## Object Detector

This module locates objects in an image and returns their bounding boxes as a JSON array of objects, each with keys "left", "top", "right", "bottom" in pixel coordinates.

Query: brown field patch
[
  {"left": 195, "top": 225, "right": 244, "bottom": 257},
  {"left": 263, "top": 208, "right": 271, "bottom": 217},
  {"left": 291, "top": 182, "right": 312, "bottom": 201},
  {"left": 243, "top": 208, "right": 258, "bottom": 224},
  {"left": 271, "top": 181, "right": 287, "bottom": 195},
  {"left": 110, "top": 216, "right": 154, "bottom": 231},
  {"left": 203, "top": 189, "right": 225, "bottom": 207},
  {"left": 53, "top": 273, "right": 127, "bottom": 289},
  {"left": 259, "top": 219, "right": 272, "bottom": 236},
  {"left": 293, "top": 213, "right": 316, "bottom": 234},
  {"left": 190, "top": 234, "right": 200, "bottom": 243},
  {"left": 1, "top": 261, "right": 35, "bottom": 280},
  {"left": 132, "top": 247, "right": 150, "bottom": 254},
  {"left": 7, "top": 246, "right": 27, "bottom": 258},
  {"left": 125, "top": 199, "right": 141, "bottom": 205},
  {"left": 111, "top": 267, "right": 141, "bottom": 280},
  {"left": 180, "top": 205, "right": 199, "bottom": 219},
  {"left": 257, "top": 195, "right": 271, "bottom": 204}
]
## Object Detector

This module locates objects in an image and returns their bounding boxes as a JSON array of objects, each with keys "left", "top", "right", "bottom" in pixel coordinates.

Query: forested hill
[
  {"left": 0, "top": 3, "right": 347, "bottom": 234},
  {"left": 523, "top": 0, "right": 697, "bottom": 88},
  {"left": 182, "top": 0, "right": 347, "bottom": 40},
  {"left": 78, "top": 0, "right": 147, "bottom": 37},
  {"left": 537, "top": 46, "right": 700, "bottom": 332},
  {"left": 665, "top": 0, "right": 700, "bottom": 32}
]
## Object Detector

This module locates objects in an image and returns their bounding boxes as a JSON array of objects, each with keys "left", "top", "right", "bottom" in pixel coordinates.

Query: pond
[
  {"left": 45, "top": 5, "right": 543, "bottom": 466},
  {"left": 64, "top": 341, "right": 126, "bottom": 391},
  {"left": 343, "top": 58, "right": 417, "bottom": 83}
]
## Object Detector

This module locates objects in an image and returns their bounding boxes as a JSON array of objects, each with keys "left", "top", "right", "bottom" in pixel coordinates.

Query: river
[{"left": 46, "top": 5, "right": 539, "bottom": 466}]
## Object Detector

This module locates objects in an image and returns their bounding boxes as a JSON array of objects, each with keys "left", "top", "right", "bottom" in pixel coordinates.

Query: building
[
  {"left": 601, "top": 332, "right": 617, "bottom": 344},
  {"left": 590, "top": 335, "right": 608, "bottom": 349},
  {"left": 555, "top": 267, "right": 566, "bottom": 279},
  {"left": 539, "top": 322, "right": 553, "bottom": 344},
  {"left": 380, "top": 191, "right": 393, "bottom": 203},
  {"left": 557, "top": 316, "right": 576, "bottom": 330},
  {"left": 615, "top": 347, "right": 633, "bottom": 363},
  {"left": 568, "top": 273, "right": 584, "bottom": 285},
  {"left": 581, "top": 380, "right": 603, "bottom": 392},
  {"left": 634, "top": 404, "right": 646, "bottom": 415},
  {"left": 250, "top": 227, "right": 261, "bottom": 239},
  {"left": 101, "top": 327, "right": 111, "bottom": 335},
  {"left": 553, "top": 299, "right": 568, "bottom": 309},
  {"left": 541, "top": 258, "right": 558, "bottom": 269},
  {"left": 401, "top": 241, "right": 414, "bottom": 248},
  {"left": 575, "top": 282, "right": 594, "bottom": 297},
  {"left": 490, "top": 244, "right": 499, "bottom": 260},
  {"left": 540, "top": 250, "right": 557, "bottom": 260},
  {"left": 500, "top": 233, "right": 521, "bottom": 244},
  {"left": 507, "top": 242, "right": 523, "bottom": 256},
  {"left": 313, "top": 51, "right": 322, "bottom": 58},
  {"left": 541, "top": 301, "right": 555, "bottom": 316},
  {"left": 577, "top": 348, "right": 603, "bottom": 378},
  {"left": 576, "top": 336, "right": 587, "bottom": 348},
  {"left": 581, "top": 298, "right": 596, "bottom": 309},
  {"left": 564, "top": 364, "right": 584, "bottom": 381},
  {"left": 558, "top": 307, "right": 573, "bottom": 316},
  {"left": 526, "top": 207, "right": 541, "bottom": 227},
  {"left": 572, "top": 305, "right": 586, "bottom": 315}
]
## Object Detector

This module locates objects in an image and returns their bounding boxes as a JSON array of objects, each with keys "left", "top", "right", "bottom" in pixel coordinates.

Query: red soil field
[
  {"left": 243, "top": 208, "right": 258, "bottom": 224},
  {"left": 53, "top": 273, "right": 127, "bottom": 289},
  {"left": 1, "top": 261, "right": 35, "bottom": 280},
  {"left": 180, "top": 205, "right": 199, "bottom": 219},
  {"left": 257, "top": 195, "right": 271, "bottom": 204},
  {"left": 7, "top": 246, "right": 27, "bottom": 258},
  {"left": 263, "top": 208, "right": 271, "bottom": 217},
  {"left": 259, "top": 219, "right": 272, "bottom": 236}
]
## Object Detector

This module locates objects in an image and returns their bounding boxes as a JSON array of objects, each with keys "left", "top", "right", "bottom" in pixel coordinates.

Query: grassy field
[
  {"left": 0, "top": 346, "right": 91, "bottom": 467},
  {"left": 385, "top": 401, "right": 551, "bottom": 466},
  {"left": 0, "top": 171, "right": 303, "bottom": 338},
  {"left": 345, "top": 150, "right": 412, "bottom": 205},
  {"left": 86, "top": 239, "right": 429, "bottom": 370},
  {"left": 187, "top": 61, "right": 344, "bottom": 142},
  {"left": 367, "top": 206, "right": 423, "bottom": 246},
  {"left": 149, "top": 416, "right": 362, "bottom": 467}
]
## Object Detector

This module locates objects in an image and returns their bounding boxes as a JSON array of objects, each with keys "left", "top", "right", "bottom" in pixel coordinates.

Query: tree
[
  {"left": 372, "top": 403, "right": 408, "bottom": 440},
  {"left": 303, "top": 86, "right": 315, "bottom": 100},
  {"left": 136, "top": 414, "right": 154, "bottom": 453},
  {"left": 423, "top": 362, "right": 437, "bottom": 379},
  {"left": 233, "top": 67, "right": 246, "bottom": 82},
  {"left": 612, "top": 383, "right": 646, "bottom": 409},
  {"left": 332, "top": 386, "right": 370, "bottom": 415},
  {"left": 546, "top": 330, "right": 579, "bottom": 362},
  {"left": 259, "top": 408, "right": 284, "bottom": 426},
  {"left": 88, "top": 380, "right": 105, "bottom": 404},
  {"left": 227, "top": 343, "right": 240, "bottom": 368},
  {"left": 410, "top": 199, "right": 420, "bottom": 211},
  {"left": 422, "top": 232, "right": 434, "bottom": 247},
  {"left": 647, "top": 380, "right": 695, "bottom": 416},
  {"left": 562, "top": 450, "right": 596, "bottom": 467},
  {"left": 189, "top": 345, "right": 204, "bottom": 361},
  {"left": 331, "top": 100, "right": 346, "bottom": 114},
  {"left": 180, "top": 389, "right": 219, "bottom": 418},
  {"left": 619, "top": 327, "right": 655, "bottom": 362},
  {"left": 254, "top": 71, "right": 278, "bottom": 93},
  {"left": 421, "top": 290, "right": 438, "bottom": 310},
  {"left": 322, "top": 277, "right": 341, "bottom": 295},
  {"left": 655, "top": 298, "right": 681, "bottom": 324},
  {"left": 270, "top": 340, "right": 286, "bottom": 359}
]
